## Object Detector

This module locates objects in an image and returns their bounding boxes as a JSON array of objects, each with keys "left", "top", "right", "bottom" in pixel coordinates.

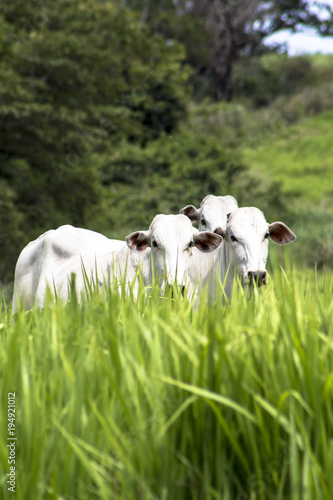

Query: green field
[
  {"left": 1, "top": 4, "right": 333, "bottom": 498},
  {"left": 1, "top": 265, "right": 333, "bottom": 500},
  {"left": 243, "top": 110, "right": 333, "bottom": 210},
  {"left": 1, "top": 69, "right": 332, "bottom": 500}
]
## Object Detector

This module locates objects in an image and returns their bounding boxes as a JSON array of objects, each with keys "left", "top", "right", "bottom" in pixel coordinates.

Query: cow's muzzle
[
  {"left": 247, "top": 271, "right": 267, "bottom": 287},
  {"left": 165, "top": 284, "right": 186, "bottom": 297}
]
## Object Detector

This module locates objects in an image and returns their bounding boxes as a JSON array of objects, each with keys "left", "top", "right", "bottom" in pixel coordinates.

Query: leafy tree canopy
[
  {"left": 0, "top": 0, "right": 189, "bottom": 279},
  {"left": 123, "top": 0, "right": 333, "bottom": 100}
]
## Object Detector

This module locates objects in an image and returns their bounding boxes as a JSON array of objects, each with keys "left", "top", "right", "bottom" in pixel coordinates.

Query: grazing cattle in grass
[
  {"left": 123, "top": 214, "right": 222, "bottom": 289},
  {"left": 186, "top": 207, "right": 296, "bottom": 303},
  {"left": 12, "top": 216, "right": 222, "bottom": 311},
  {"left": 181, "top": 194, "right": 238, "bottom": 235}
]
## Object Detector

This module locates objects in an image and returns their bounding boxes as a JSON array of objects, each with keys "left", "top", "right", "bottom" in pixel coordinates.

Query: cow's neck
[
  {"left": 129, "top": 248, "right": 152, "bottom": 286},
  {"left": 220, "top": 242, "right": 236, "bottom": 303}
]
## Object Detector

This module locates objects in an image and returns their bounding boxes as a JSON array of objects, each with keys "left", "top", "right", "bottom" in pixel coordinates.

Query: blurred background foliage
[{"left": 0, "top": 0, "right": 333, "bottom": 282}]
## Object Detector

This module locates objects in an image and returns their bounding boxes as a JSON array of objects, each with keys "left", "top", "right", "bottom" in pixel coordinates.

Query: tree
[
  {"left": 126, "top": 0, "right": 333, "bottom": 100},
  {"left": 0, "top": 0, "right": 189, "bottom": 280},
  {"left": 194, "top": 0, "right": 333, "bottom": 100},
  {"left": 188, "top": 0, "right": 333, "bottom": 100},
  {"left": 95, "top": 129, "right": 246, "bottom": 233}
]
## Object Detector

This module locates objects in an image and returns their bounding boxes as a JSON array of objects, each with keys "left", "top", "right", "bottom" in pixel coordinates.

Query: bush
[
  {"left": 95, "top": 130, "right": 245, "bottom": 235},
  {"left": 292, "top": 207, "right": 333, "bottom": 270},
  {"left": 275, "top": 83, "right": 333, "bottom": 123},
  {"left": 90, "top": 125, "right": 294, "bottom": 240},
  {"left": 0, "top": 179, "right": 24, "bottom": 281},
  {"left": 232, "top": 54, "right": 332, "bottom": 107}
]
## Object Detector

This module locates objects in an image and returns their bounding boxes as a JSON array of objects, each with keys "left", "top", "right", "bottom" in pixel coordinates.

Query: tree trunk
[
  {"left": 141, "top": 0, "right": 150, "bottom": 24},
  {"left": 211, "top": 19, "right": 236, "bottom": 101},
  {"left": 213, "top": 55, "right": 234, "bottom": 101}
]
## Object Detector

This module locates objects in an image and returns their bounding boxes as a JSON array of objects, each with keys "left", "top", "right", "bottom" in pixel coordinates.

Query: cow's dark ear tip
[
  {"left": 213, "top": 227, "right": 226, "bottom": 238},
  {"left": 180, "top": 205, "right": 199, "bottom": 224},
  {"left": 126, "top": 231, "right": 149, "bottom": 251},
  {"left": 268, "top": 222, "right": 296, "bottom": 245},
  {"left": 194, "top": 231, "right": 223, "bottom": 253}
]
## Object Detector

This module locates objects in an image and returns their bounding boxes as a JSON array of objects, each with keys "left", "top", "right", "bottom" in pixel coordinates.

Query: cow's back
[
  {"left": 12, "top": 230, "right": 53, "bottom": 312},
  {"left": 12, "top": 225, "right": 125, "bottom": 312},
  {"left": 187, "top": 245, "right": 223, "bottom": 302}
]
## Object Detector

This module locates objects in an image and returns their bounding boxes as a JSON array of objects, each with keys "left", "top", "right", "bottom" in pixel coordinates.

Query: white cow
[
  {"left": 180, "top": 194, "right": 238, "bottom": 235},
  {"left": 12, "top": 225, "right": 125, "bottom": 312},
  {"left": 186, "top": 207, "right": 296, "bottom": 302},
  {"left": 12, "top": 215, "right": 222, "bottom": 312}
]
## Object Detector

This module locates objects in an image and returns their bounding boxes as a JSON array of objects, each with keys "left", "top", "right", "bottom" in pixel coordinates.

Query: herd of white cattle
[{"left": 12, "top": 194, "right": 296, "bottom": 313}]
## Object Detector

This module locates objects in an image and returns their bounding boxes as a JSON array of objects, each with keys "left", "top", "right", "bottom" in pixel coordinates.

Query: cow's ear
[
  {"left": 194, "top": 231, "right": 223, "bottom": 253},
  {"left": 126, "top": 231, "right": 150, "bottom": 251},
  {"left": 268, "top": 222, "right": 296, "bottom": 245},
  {"left": 180, "top": 205, "right": 199, "bottom": 224}
]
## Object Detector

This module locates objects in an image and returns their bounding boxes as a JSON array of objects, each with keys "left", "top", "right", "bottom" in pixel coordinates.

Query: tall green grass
[{"left": 1, "top": 267, "right": 333, "bottom": 499}]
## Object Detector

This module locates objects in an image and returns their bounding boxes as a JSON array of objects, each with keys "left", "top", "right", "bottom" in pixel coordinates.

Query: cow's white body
[
  {"left": 12, "top": 216, "right": 222, "bottom": 311},
  {"left": 187, "top": 207, "right": 296, "bottom": 302},
  {"left": 12, "top": 225, "right": 125, "bottom": 312}
]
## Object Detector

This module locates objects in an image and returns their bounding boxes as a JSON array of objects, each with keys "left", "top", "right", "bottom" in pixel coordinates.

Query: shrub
[
  {"left": 275, "top": 83, "right": 333, "bottom": 123},
  {"left": 292, "top": 207, "right": 333, "bottom": 269},
  {"left": 96, "top": 130, "right": 245, "bottom": 235},
  {"left": 232, "top": 54, "right": 333, "bottom": 107}
]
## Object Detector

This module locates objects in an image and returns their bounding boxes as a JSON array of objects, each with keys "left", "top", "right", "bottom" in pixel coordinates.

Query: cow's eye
[
  {"left": 230, "top": 235, "right": 238, "bottom": 243},
  {"left": 201, "top": 219, "right": 206, "bottom": 226},
  {"left": 188, "top": 240, "right": 194, "bottom": 249},
  {"left": 264, "top": 232, "right": 270, "bottom": 239},
  {"left": 152, "top": 240, "right": 158, "bottom": 248}
]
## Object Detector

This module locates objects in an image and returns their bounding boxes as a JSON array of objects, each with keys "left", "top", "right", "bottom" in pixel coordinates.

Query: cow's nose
[
  {"left": 165, "top": 284, "right": 186, "bottom": 297},
  {"left": 248, "top": 271, "right": 267, "bottom": 287},
  {"left": 174, "top": 284, "right": 185, "bottom": 297}
]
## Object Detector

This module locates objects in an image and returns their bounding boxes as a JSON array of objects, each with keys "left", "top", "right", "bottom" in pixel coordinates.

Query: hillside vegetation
[
  {"left": 243, "top": 110, "right": 333, "bottom": 205},
  {"left": 182, "top": 53, "right": 333, "bottom": 269},
  {"left": 243, "top": 109, "right": 333, "bottom": 267},
  {"left": 1, "top": 0, "right": 333, "bottom": 283},
  {"left": 1, "top": 4, "right": 333, "bottom": 498}
]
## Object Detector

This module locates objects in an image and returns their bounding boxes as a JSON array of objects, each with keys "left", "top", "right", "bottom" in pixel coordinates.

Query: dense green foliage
[
  {"left": 232, "top": 54, "right": 333, "bottom": 106},
  {"left": 1, "top": 2, "right": 332, "bottom": 498},
  {"left": 0, "top": 0, "right": 333, "bottom": 283},
  {"left": 184, "top": 53, "right": 333, "bottom": 269},
  {"left": 122, "top": 0, "right": 333, "bottom": 100},
  {"left": 243, "top": 109, "right": 333, "bottom": 269},
  {"left": 1, "top": 268, "right": 333, "bottom": 499},
  {"left": 95, "top": 130, "right": 246, "bottom": 236},
  {"left": 0, "top": 0, "right": 189, "bottom": 278}
]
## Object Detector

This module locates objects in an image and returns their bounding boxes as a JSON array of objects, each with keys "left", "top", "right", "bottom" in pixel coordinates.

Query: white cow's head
[
  {"left": 180, "top": 194, "right": 238, "bottom": 235},
  {"left": 223, "top": 207, "right": 296, "bottom": 287},
  {"left": 126, "top": 214, "right": 222, "bottom": 287}
]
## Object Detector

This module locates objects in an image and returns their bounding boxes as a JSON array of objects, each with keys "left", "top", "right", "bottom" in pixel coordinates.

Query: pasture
[
  {"left": 1, "top": 6, "right": 332, "bottom": 498},
  {"left": 243, "top": 110, "right": 333, "bottom": 210},
  {"left": 1, "top": 259, "right": 333, "bottom": 499}
]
